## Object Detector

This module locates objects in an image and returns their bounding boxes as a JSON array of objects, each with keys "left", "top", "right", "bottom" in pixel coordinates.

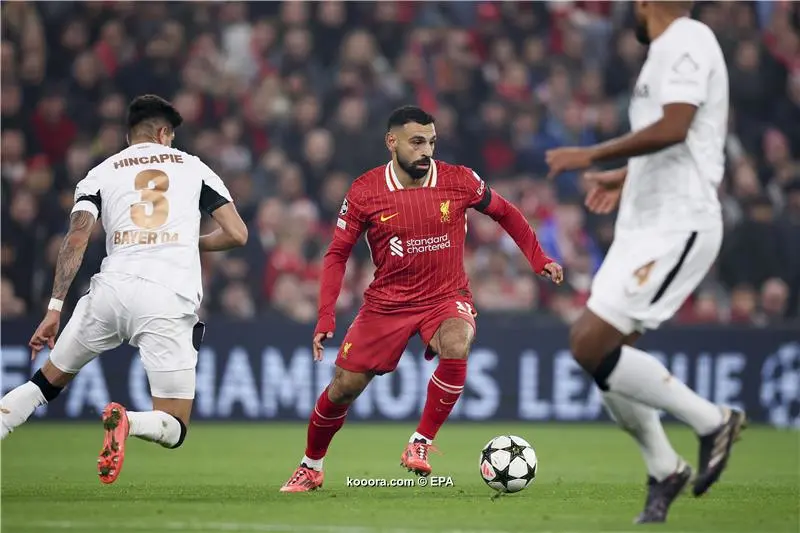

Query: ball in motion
[{"left": 479, "top": 435, "right": 538, "bottom": 493}]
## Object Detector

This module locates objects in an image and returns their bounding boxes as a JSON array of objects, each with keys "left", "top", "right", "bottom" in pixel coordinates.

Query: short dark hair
[
  {"left": 387, "top": 105, "right": 435, "bottom": 131},
  {"left": 127, "top": 94, "right": 183, "bottom": 133}
]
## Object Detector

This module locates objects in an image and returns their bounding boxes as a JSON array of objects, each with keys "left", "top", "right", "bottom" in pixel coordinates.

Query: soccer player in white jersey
[
  {"left": 0, "top": 95, "right": 248, "bottom": 484},
  {"left": 546, "top": 1, "right": 746, "bottom": 524}
]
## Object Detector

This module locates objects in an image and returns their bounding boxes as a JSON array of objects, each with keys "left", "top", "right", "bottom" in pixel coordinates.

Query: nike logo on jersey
[{"left": 380, "top": 213, "right": 399, "bottom": 222}]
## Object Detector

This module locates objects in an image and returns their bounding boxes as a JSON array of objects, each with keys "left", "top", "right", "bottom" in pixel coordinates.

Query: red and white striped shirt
[{"left": 316, "top": 159, "right": 552, "bottom": 334}]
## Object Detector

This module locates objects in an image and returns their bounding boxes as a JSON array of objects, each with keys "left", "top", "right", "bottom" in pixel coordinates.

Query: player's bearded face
[{"left": 397, "top": 151, "right": 431, "bottom": 180}]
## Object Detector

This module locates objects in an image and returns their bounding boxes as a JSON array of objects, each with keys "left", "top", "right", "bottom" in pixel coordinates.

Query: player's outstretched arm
[
  {"left": 30, "top": 210, "right": 96, "bottom": 358},
  {"left": 546, "top": 103, "right": 698, "bottom": 178},
  {"left": 475, "top": 189, "right": 563, "bottom": 285},
  {"left": 199, "top": 203, "right": 248, "bottom": 251},
  {"left": 313, "top": 235, "right": 356, "bottom": 361}
]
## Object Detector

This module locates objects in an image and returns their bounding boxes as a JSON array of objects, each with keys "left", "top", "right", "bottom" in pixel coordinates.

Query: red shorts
[{"left": 335, "top": 298, "right": 477, "bottom": 375}]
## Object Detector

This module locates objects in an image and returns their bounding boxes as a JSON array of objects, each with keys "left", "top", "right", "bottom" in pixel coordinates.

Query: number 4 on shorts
[{"left": 456, "top": 301, "right": 475, "bottom": 318}]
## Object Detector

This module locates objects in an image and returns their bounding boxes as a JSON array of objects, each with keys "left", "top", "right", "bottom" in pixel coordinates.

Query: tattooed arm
[
  {"left": 29, "top": 210, "right": 97, "bottom": 358},
  {"left": 51, "top": 210, "right": 97, "bottom": 300}
]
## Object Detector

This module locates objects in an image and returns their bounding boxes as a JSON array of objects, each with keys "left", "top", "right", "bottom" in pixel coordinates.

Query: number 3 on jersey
[{"left": 131, "top": 169, "right": 170, "bottom": 229}]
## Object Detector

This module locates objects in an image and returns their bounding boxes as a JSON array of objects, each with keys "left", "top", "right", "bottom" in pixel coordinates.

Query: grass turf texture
[{"left": 1, "top": 422, "right": 797, "bottom": 533}]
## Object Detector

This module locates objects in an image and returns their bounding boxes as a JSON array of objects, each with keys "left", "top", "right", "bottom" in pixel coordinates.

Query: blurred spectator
[
  {"left": 719, "top": 196, "right": 786, "bottom": 296},
  {"left": 1, "top": 1, "right": 797, "bottom": 326},
  {"left": 0, "top": 278, "right": 26, "bottom": 319}
]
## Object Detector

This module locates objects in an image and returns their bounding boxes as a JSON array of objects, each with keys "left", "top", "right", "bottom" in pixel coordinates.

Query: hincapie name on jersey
[
  {"left": 113, "top": 153, "right": 184, "bottom": 169},
  {"left": 113, "top": 230, "right": 179, "bottom": 245}
]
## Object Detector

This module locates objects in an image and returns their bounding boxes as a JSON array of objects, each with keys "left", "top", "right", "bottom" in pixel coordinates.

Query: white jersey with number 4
[
  {"left": 72, "top": 142, "right": 232, "bottom": 307},
  {"left": 618, "top": 17, "right": 729, "bottom": 234}
]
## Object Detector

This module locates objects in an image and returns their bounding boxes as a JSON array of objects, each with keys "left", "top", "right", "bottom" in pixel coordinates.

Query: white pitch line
[{"left": 4, "top": 520, "right": 708, "bottom": 533}]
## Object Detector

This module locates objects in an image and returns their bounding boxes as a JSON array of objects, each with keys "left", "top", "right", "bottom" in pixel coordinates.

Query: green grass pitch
[{"left": 1, "top": 422, "right": 797, "bottom": 533}]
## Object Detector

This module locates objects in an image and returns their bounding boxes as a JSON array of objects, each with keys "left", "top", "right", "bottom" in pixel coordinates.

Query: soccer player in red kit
[{"left": 280, "top": 106, "right": 563, "bottom": 492}]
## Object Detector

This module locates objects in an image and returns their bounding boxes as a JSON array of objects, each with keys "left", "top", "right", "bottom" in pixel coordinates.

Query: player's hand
[
  {"left": 546, "top": 147, "right": 594, "bottom": 179},
  {"left": 29, "top": 310, "right": 61, "bottom": 360},
  {"left": 583, "top": 168, "right": 626, "bottom": 190},
  {"left": 541, "top": 262, "right": 564, "bottom": 285},
  {"left": 312, "top": 332, "right": 333, "bottom": 361},
  {"left": 584, "top": 185, "right": 621, "bottom": 214}
]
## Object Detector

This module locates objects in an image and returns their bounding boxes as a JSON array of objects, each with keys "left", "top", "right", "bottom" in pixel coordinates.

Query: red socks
[
  {"left": 306, "top": 360, "right": 467, "bottom": 458},
  {"left": 305, "top": 386, "right": 350, "bottom": 460},
  {"left": 417, "top": 358, "right": 467, "bottom": 440}
]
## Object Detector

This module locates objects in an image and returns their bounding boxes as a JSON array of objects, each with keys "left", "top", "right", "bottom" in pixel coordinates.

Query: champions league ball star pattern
[{"left": 479, "top": 435, "right": 538, "bottom": 493}]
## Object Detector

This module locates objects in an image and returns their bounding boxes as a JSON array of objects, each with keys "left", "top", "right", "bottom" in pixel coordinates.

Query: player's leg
[
  {"left": 572, "top": 309, "right": 726, "bottom": 434},
  {"left": 96, "top": 291, "right": 201, "bottom": 485},
  {"left": 0, "top": 360, "right": 75, "bottom": 439},
  {"left": 280, "top": 366, "right": 373, "bottom": 492},
  {"left": 601, "top": 333, "right": 691, "bottom": 523},
  {"left": 282, "top": 306, "right": 412, "bottom": 492},
  {"left": 303, "top": 366, "right": 372, "bottom": 469},
  {"left": 126, "top": 318, "right": 202, "bottom": 448},
  {"left": 1, "top": 289, "right": 121, "bottom": 439},
  {"left": 574, "top": 229, "right": 744, "bottom": 499},
  {"left": 405, "top": 300, "right": 476, "bottom": 475}
]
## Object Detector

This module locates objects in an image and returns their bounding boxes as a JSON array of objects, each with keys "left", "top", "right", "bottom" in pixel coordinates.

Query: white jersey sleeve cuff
[
  {"left": 72, "top": 200, "right": 99, "bottom": 219},
  {"left": 661, "top": 92, "right": 703, "bottom": 107}
]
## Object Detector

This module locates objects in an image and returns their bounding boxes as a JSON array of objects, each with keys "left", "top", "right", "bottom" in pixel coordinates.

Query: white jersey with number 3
[
  {"left": 72, "top": 142, "right": 232, "bottom": 307},
  {"left": 618, "top": 17, "right": 729, "bottom": 234}
]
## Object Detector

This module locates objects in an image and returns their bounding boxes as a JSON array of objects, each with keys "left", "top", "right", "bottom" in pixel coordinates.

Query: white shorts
[
  {"left": 49, "top": 273, "right": 202, "bottom": 399},
  {"left": 587, "top": 226, "right": 722, "bottom": 335}
]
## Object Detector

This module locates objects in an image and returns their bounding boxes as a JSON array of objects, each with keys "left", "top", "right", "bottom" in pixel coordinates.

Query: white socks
[
  {"left": 0, "top": 382, "right": 48, "bottom": 440},
  {"left": 0, "top": 379, "right": 184, "bottom": 450},
  {"left": 302, "top": 455, "right": 324, "bottom": 471},
  {"left": 606, "top": 345, "right": 724, "bottom": 436},
  {"left": 409, "top": 432, "right": 432, "bottom": 444},
  {"left": 127, "top": 411, "right": 182, "bottom": 448},
  {"left": 602, "top": 391, "right": 681, "bottom": 481}
]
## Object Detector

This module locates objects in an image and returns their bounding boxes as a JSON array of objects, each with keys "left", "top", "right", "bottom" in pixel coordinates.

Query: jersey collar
[{"left": 385, "top": 160, "right": 438, "bottom": 191}]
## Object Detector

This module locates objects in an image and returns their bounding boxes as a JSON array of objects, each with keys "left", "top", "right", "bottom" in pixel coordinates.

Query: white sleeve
[
  {"left": 659, "top": 33, "right": 711, "bottom": 107},
  {"left": 197, "top": 159, "right": 232, "bottom": 214},
  {"left": 72, "top": 172, "right": 101, "bottom": 219}
]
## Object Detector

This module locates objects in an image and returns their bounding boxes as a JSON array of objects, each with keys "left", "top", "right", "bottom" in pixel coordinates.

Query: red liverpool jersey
[{"left": 335, "top": 160, "right": 487, "bottom": 308}]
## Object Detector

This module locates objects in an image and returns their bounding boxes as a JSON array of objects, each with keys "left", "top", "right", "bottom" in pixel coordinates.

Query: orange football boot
[
  {"left": 280, "top": 465, "right": 324, "bottom": 492},
  {"left": 400, "top": 440, "right": 438, "bottom": 477},
  {"left": 97, "top": 402, "right": 129, "bottom": 484}
]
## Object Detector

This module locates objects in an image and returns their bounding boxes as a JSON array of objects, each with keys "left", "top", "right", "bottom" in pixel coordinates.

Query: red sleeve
[
  {"left": 334, "top": 190, "right": 368, "bottom": 245},
  {"left": 462, "top": 167, "right": 488, "bottom": 207},
  {"left": 475, "top": 188, "right": 553, "bottom": 274},
  {"left": 315, "top": 235, "right": 356, "bottom": 335},
  {"left": 315, "top": 190, "right": 367, "bottom": 335}
]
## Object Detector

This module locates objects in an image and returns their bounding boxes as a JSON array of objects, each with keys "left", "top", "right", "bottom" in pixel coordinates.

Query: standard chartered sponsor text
[{"left": 407, "top": 234, "right": 451, "bottom": 254}]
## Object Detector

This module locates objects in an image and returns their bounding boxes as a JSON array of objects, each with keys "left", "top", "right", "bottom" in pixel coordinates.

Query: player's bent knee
[
  {"left": 569, "top": 311, "right": 619, "bottom": 371},
  {"left": 568, "top": 320, "right": 592, "bottom": 365},
  {"left": 40, "top": 359, "right": 77, "bottom": 389},
  {"left": 328, "top": 380, "right": 363, "bottom": 404},
  {"left": 328, "top": 368, "right": 370, "bottom": 404},
  {"left": 433, "top": 319, "right": 474, "bottom": 360},
  {"left": 438, "top": 340, "right": 470, "bottom": 360}
]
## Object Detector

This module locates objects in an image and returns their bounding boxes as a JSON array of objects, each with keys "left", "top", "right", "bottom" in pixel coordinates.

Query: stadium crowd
[{"left": 2, "top": 1, "right": 799, "bottom": 326}]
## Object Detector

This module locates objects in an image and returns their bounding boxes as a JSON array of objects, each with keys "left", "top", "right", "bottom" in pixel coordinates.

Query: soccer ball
[{"left": 479, "top": 435, "right": 538, "bottom": 493}]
